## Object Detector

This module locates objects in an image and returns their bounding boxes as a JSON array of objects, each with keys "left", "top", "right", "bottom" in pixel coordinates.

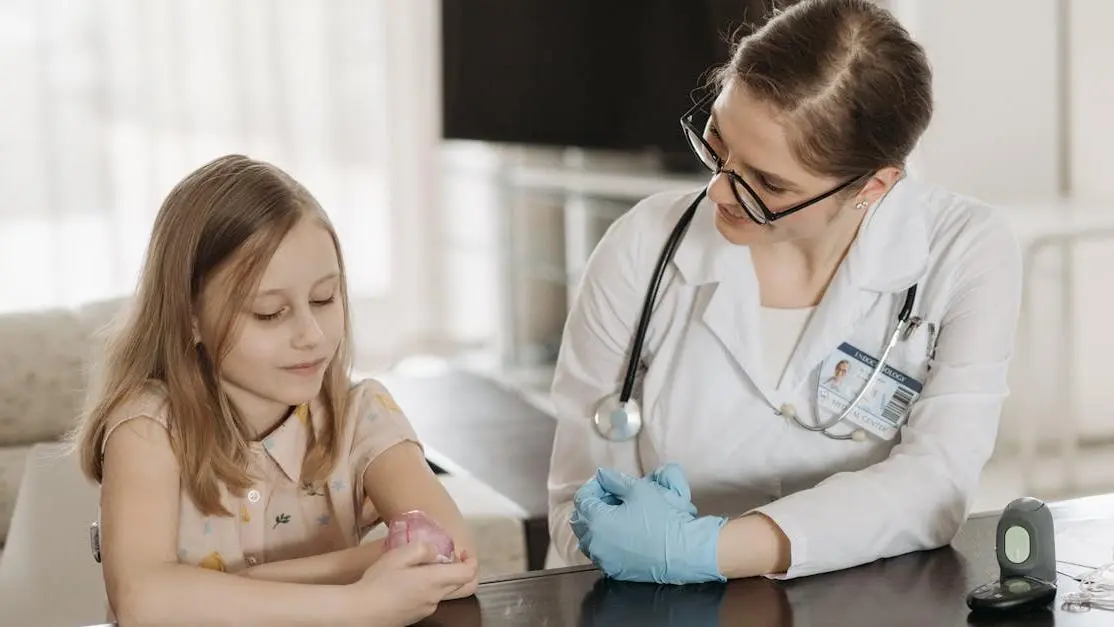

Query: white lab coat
[{"left": 545, "top": 176, "right": 1022, "bottom": 579}]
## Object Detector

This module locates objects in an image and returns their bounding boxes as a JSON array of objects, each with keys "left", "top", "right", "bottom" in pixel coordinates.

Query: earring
[{"left": 855, "top": 200, "right": 869, "bottom": 211}]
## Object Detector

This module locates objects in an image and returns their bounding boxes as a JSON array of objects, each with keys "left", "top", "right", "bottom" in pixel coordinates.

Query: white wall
[
  {"left": 1067, "top": 0, "right": 1114, "bottom": 446},
  {"left": 888, "top": 0, "right": 1064, "bottom": 204},
  {"left": 891, "top": 0, "right": 1114, "bottom": 203},
  {"left": 1069, "top": 0, "right": 1114, "bottom": 198}
]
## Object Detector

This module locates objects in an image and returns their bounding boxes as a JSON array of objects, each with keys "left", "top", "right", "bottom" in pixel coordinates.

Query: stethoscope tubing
[
  {"left": 617, "top": 188, "right": 707, "bottom": 404},
  {"left": 790, "top": 285, "right": 917, "bottom": 439}
]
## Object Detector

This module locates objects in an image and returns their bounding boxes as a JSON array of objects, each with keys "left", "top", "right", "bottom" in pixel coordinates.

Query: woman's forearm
[
  {"left": 240, "top": 539, "right": 386, "bottom": 585},
  {"left": 715, "top": 513, "right": 791, "bottom": 579},
  {"left": 111, "top": 563, "right": 360, "bottom": 627}
]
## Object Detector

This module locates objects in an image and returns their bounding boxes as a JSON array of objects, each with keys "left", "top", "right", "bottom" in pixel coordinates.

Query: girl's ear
[{"left": 191, "top": 316, "right": 202, "bottom": 345}]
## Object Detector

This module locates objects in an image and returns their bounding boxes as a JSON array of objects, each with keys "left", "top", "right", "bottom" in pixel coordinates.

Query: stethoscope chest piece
[{"left": 592, "top": 392, "right": 643, "bottom": 442}]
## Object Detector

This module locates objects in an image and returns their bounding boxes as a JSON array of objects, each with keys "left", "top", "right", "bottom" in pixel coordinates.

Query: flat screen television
[{"left": 440, "top": 1, "right": 777, "bottom": 172}]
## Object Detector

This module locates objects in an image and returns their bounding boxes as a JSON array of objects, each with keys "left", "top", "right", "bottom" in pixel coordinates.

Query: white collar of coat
[{"left": 671, "top": 175, "right": 930, "bottom": 293}]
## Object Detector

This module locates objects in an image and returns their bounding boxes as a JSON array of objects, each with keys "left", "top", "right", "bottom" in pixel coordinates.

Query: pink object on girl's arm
[{"left": 384, "top": 510, "right": 456, "bottom": 563}]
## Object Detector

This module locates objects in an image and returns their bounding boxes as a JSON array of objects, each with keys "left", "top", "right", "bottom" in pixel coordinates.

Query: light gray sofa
[{"left": 0, "top": 299, "right": 122, "bottom": 556}]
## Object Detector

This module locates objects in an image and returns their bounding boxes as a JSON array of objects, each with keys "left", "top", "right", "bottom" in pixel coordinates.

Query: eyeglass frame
[{"left": 679, "top": 91, "right": 868, "bottom": 224}]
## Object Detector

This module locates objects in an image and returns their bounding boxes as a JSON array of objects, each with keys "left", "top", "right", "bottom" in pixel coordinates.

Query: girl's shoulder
[
  {"left": 100, "top": 381, "right": 172, "bottom": 454},
  {"left": 345, "top": 376, "right": 406, "bottom": 420}
]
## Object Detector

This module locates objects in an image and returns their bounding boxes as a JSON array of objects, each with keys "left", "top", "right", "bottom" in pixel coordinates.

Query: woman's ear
[
  {"left": 191, "top": 316, "right": 202, "bottom": 345},
  {"left": 857, "top": 166, "right": 904, "bottom": 207}
]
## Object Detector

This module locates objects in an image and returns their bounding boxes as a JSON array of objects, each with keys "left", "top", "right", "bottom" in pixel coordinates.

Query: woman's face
[{"left": 702, "top": 82, "right": 893, "bottom": 247}]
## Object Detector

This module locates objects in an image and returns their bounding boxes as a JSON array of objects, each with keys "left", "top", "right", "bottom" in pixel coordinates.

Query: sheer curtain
[{"left": 0, "top": 0, "right": 442, "bottom": 364}]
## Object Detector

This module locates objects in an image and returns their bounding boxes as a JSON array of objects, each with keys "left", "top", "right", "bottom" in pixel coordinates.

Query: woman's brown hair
[
  {"left": 713, "top": 0, "right": 933, "bottom": 183},
  {"left": 71, "top": 154, "right": 354, "bottom": 517}
]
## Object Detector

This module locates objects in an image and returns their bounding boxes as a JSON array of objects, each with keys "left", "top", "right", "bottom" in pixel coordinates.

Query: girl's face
[{"left": 198, "top": 215, "right": 345, "bottom": 431}]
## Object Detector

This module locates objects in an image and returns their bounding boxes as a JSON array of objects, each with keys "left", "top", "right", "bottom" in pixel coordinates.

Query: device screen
[{"left": 1003, "top": 525, "right": 1031, "bottom": 563}]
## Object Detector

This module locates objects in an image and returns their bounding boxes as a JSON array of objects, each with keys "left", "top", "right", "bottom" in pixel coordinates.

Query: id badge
[{"left": 815, "top": 342, "right": 923, "bottom": 440}]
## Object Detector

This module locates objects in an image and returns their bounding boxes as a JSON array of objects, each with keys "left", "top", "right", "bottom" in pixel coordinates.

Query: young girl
[{"left": 71, "top": 154, "right": 478, "bottom": 626}]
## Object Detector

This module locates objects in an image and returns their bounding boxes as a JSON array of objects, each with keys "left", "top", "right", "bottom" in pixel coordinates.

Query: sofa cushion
[
  {"left": 0, "top": 299, "right": 124, "bottom": 446},
  {"left": 0, "top": 443, "right": 105, "bottom": 626},
  {"left": 0, "top": 445, "right": 30, "bottom": 546}
]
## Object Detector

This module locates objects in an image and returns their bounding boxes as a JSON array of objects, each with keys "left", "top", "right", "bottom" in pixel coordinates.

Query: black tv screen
[{"left": 440, "top": 1, "right": 775, "bottom": 169}]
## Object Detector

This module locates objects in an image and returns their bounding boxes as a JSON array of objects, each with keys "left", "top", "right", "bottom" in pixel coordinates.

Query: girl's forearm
[
  {"left": 239, "top": 535, "right": 476, "bottom": 599},
  {"left": 240, "top": 539, "right": 386, "bottom": 585},
  {"left": 110, "top": 563, "right": 362, "bottom": 627}
]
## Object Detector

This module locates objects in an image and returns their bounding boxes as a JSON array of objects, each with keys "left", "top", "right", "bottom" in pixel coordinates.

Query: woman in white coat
[{"left": 547, "top": 0, "right": 1022, "bottom": 584}]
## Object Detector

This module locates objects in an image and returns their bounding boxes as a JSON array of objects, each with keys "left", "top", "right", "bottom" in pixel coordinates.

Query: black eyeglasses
[{"left": 679, "top": 92, "right": 865, "bottom": 225}]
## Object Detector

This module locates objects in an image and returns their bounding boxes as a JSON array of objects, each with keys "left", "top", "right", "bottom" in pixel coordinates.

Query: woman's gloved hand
[
  {"left": 570, "top": 463, "right": 727, "bottom": 585},
  {"left": 646, "top": 463, "right": 700, "bottom": 515},
  {"left": 570, "top": 463, "right": 697, "bottom": 546}
]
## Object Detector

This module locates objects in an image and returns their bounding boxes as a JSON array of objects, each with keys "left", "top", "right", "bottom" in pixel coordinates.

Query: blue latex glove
[
  {"left": 572, "top": 464, "right": 727, "bottom": 585},
  {"left": 569, "top": 463, "right": 697, "bottom": 550},
  {"left": 647, "top": 463, "right": 699, "bottom": 516}
]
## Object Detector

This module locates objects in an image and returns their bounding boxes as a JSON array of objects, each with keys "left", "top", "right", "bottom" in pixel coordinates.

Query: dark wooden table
[
  {"left": 82, "top": 493, "right": 1114, "bottom": 626},
  {"left": 375, "top": 369, "right": 556, "bottom": 570},
  {"left": 412, "top": 492, "right": 1114, "bottom": 626}
]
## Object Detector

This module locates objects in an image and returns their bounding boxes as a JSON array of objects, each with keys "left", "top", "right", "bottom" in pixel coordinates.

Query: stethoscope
[
  {"left": 1063, "top": 561, "right": 1114, "bottom": 613},
  {"left": 591, "top": 188, "right": 922, "bottom": 443}
]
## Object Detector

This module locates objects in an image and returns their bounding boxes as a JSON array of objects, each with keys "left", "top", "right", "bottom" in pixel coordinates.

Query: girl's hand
[{"left": 350, "top": 541, "right": 478, "bottom": 625}]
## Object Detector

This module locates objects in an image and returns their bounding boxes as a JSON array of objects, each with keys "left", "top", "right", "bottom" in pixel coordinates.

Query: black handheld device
[{"left": 966, "top": 497, "right": 1058, "bottom": 615}]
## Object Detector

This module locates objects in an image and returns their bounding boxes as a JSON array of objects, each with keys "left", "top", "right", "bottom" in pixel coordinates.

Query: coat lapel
[
  {"left": 700, "top": 260, "right": 768, "bottom": 396},
  {"left": 671, "top": 195, "right": 773, "bottom": 401}
]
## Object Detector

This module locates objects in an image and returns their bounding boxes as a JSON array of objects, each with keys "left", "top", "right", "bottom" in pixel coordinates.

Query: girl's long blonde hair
[{"left": 71, "top": 154, "right": 353, "bottom": 517}]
